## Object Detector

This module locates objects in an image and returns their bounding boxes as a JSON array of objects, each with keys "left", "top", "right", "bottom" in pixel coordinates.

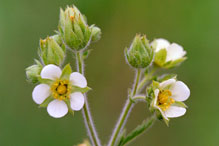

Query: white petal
[
  {"left": 170, "top": 81, "right": 190, "bottom": 101},
  {"left": 70, "top": 92, "right": 85, "bottom": 111},
  {"left": 159, "top": 79, "right": 176, "bottom": 90},
  {"left": 47, "top": 100, "right": 68, "bottom": 118},
  {"left": 158, "top": 106, "right": 169, "bottom": 121},
  {"left": 153, "top": 89, "right": 160, "bottom": 106},
  {"left": 40, "top": 64, "right": 62, "bottom": 80},
  {"left": 70, "top": 72, "right": 87, "bottom": 88},
  {"left": 32, "top": 84, "right": 51, "bottom": 104},
  {"left": 166, "top": 43, "right": 186, "bottom": 62},
  {"left": 154, "top": 38, "right": 170, "bottom": 52},
  {"left": 164, "top": 106, "right": 186, "bottom": 118},
  {"left": 153, "top": 89, "right": 168, "bottom": 121}
]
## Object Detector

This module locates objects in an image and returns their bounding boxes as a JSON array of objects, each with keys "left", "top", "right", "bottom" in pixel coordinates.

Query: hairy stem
[
  {"left": 108, "top": 69, "right": 141, "bottom": 146},
  {"left": 76, "top": 51, "right": 101, "bottom": 146},
  {"left": 136, "top": 67, "right": 157, "bottom": 93}
]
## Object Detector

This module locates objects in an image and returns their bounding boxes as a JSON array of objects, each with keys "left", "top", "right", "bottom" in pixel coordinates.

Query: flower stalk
[
  {"left": 108, "top": 69, "right": 141, "bottom": 146},
  {"left": 75, "top": 51, "right": 101, "bottom": 146}
]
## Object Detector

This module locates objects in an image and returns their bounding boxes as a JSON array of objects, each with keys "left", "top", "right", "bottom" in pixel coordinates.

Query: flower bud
[
  {"left": 125, "top": 34, "right": 154, "bottom": 68},
  {"left": 91, "top": 26, "right": 101, "bottom": 42},
  {"left": 59, "top": 5, "right": 101, "bottom": 51},
  {"left": 39, "top": 35, "right": 66, "bottom": 66},
  {"left": 26, "top": 60, "right": 42, "bottom": 83}
]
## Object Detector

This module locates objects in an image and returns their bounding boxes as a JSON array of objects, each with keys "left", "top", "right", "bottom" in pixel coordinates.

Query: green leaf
[
  {"left": 120, "top": 116, "right": 156, "bottom": 145},
  {"left": 60, "top": 64, "right": 72, "bottom": 80},
  {"left": 71, "top": 86, "right": 91, "bottom": 93},
  {"left": 39, "top": 96, "right": 53, "bottom": 108},
  {"left": 116, "top": 129, "right": 126, "bottom": 146}
]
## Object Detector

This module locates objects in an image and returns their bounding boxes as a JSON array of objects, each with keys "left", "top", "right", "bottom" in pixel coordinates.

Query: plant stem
[
  {"left": 76, "top": 51, "right": 101, "bottom": 146},
  {"left": 136, "top": 67, "right": 157, "bottom": 93},
  {"left": 108, "top": 69, "right": 141, "bottom": 146}
]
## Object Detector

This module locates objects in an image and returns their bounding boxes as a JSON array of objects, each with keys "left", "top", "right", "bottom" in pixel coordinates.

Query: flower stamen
[
  {"left": 158, "top": 90, "right": 175, "bottom": 111},
  {"left": 51, "top": 80, "right": 71, "bottom": 100}
]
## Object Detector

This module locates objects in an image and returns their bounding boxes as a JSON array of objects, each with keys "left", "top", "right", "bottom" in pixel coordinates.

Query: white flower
[
  {"left": 151, "top": 79, "right": 190, "bottom": 124},
  {"left": 32, "top": 64, "right": 87, "bottom": 118},
  {"left": 151, "top": 38, "right": 187, "bottom": 68},
  {"left": 153, "top": 38, "right": 186, "bottom": 62}
]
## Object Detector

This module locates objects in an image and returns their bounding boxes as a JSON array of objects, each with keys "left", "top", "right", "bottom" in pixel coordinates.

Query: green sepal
[
  {"left": 91, "top": 26, "right": 101, "bottom": 42},
  {"left": 38, "top": 77, "right": 54, "bottom": 85},
  {"left": 152, "top": 80, "right": 159, "bottom": 90},
  {"left": 74, "top": 21, "right": 84, "bottom": 41},
  {"left": 172, "top": 101, "right": 188, "bottom": 108},
  {"left": 64, "top": 99, "right": 74, "bottom": 116},
  {"left": 154, "top": 49, "right": 167, "bottom": 67},
  {"left": 71, "top": 86, "right": 91, "bottom": 93},
  {"left": 157, "top": 74, "right": 177, "bottom": 82},
  {"left": 156, "top": 111, "right": 169, "bottom": 126},
  {"left": 60, "top": 64, "right": 72, "bottom": 80},
  {"left": 64, "top": 12, "right": 80, "bottom": 50},
  {"left": 163, "top": 57, "right": 187, "bottom": 68},
  {"left": 83, "top": 26, "right": 92, "bottom": 48},
  {"left": 163, "top": 116, "right": 170, "bottom": 126},
  {"left": 146, "top": 86, "right": 154, "bottom": 107},
  {"left": 83, "top": 49, "right": 92, "bottom": 60},
  {"left": 39, "top": 96, "right": 54, "bottom": 108}
]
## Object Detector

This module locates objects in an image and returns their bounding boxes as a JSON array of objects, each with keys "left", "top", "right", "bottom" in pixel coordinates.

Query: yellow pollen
[
  {"left": 157, "top": 90, "right": 175, "bottom": 111},
  {"left": 57, "top": 85, "right": 67, "bottom": 95},
  {"left": 51, "top": 80, "right": 71, "bottom": 100}
]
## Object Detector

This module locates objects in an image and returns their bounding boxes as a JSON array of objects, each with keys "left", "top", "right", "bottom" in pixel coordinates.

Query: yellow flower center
[
  {"left": 51, "top": 80, "right": 71, "bottom": 100},
  {"left": 57, "top": 85, "right": 67, "bottom": 95},
  {"left": 157, "top": 90, "right": 175, "bottom": 111}
]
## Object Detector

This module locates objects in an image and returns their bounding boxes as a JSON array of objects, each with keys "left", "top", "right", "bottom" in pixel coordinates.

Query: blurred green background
[{"left": 0, "top": 0, "right": 219, "bottom": 145}]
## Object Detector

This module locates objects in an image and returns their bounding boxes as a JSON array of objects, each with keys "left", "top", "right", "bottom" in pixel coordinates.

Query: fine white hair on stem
[
  {"left": 82, "top": 94, "right": 101, "bottom": 146},
  {"left": 75, "top": 51, "right": 101, "bottom": 146},
  {"left": 108, "top": 99, "right": 134, "bottom": 145}
]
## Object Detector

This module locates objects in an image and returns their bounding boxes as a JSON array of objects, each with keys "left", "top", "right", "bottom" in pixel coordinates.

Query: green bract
[
  {"left": 125, "top": 34, "right": 154, "bottom": 68},
  {"left": 91, "top": 26, "right": 101, "bottom": 42},
  {"left": 26, "top": 60, "right": 42, "bottom": 83},
  {"left": 39, "top": 35, "right": 66, "bottom": 66},
  {"left": 59, "top": 5, "right": 101, "bottom": 51}
]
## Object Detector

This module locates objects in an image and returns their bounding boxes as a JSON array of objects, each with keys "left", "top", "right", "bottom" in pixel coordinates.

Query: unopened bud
[{"left": 125, "top": 34, "right": 154, "bottom": 68}]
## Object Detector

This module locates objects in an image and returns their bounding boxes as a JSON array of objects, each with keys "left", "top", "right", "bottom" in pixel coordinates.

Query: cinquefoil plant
[{"left": 26, "top": 5, "right": 190, "bottom": 146}]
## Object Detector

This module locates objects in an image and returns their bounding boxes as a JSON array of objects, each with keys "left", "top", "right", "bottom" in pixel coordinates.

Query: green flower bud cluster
[
  {"left": 125, "top": 34, "right": 154, "bottom": 68},
  {"left": 26, "top": 5, "right": 101, "bottom": 84},
  {"left": 59, "top": 6, "right": 101, "bottom": 51},
  {"left": 39, "top": 35, "right": 66, "bottom": 66}
]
